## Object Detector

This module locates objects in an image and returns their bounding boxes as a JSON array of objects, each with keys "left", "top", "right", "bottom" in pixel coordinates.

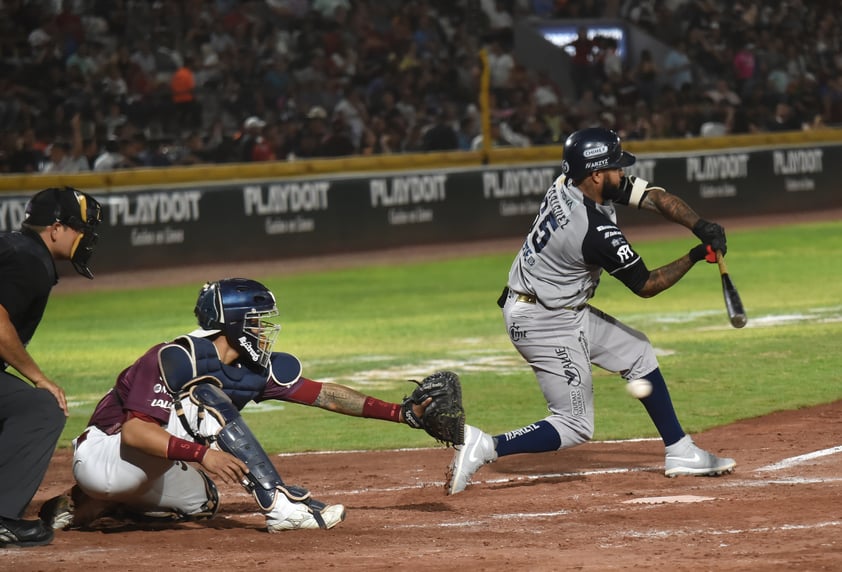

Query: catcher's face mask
[{"left": 225, "top": 308, "right": 281, "bottom": 371}]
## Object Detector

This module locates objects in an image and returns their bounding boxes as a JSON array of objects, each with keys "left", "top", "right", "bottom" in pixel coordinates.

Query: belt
[
  {"left": 511, "top": 289, "right": 588, "bottom": 311},
  {"left": 515, "top": 292, "right": 537, "bottom": 304},
  {"left": 75, "top": 427, "right": 92, "bottom": 447}
]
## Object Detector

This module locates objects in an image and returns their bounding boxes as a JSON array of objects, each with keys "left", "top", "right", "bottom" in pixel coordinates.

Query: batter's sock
[
  {"left": 638, "top": 368, "right": 685, "bottom": 447},
  {"left": 494, "top": 420, "right": 561, "bottom": 457}
]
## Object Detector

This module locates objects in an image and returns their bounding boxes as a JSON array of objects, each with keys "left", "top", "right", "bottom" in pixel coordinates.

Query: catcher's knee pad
[{"left": 188, "top": 383, "right": 313, "bottom": 512}]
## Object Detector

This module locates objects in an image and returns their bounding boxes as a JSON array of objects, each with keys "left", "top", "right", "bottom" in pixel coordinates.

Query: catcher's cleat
[
  {"left": 39, "top": 485, "right": 114, "bottom": 530},
  {"left": 446, "top": 424, "right": 497, "bottom": 495},
  {"left": 664, "top": 436, "right": 736, "bottom": 477},
  {"left": 0, "top": 516, "right": 54, "bottom": 548},
  {"left": 38, "top": 494, "right": 74, "bottom": 531},
  {"left": 266, "top": 503, "right": 346, "bottom": 532}
]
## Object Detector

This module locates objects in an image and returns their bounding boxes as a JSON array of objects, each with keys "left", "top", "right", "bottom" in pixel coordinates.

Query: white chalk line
[
  {"left": 623, "top": 520, "right": 842, "bottom": 540},
  {"left": 390, "top": 510, "right": 571, "bottom": 529},
  {"left": 218, "top": 442, "right": 842, "bottom": 534},
  {"left": 754, "top": 445, "right": 842, "bottom": 472}
]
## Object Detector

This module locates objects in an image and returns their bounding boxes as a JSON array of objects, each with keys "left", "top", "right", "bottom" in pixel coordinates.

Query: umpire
[{"left": 0, "top": 186, "right": 102, "bottom": 547}]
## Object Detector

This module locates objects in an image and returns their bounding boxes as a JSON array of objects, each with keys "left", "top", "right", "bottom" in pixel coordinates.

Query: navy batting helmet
[
  {"left": 194, "top": 278, "right": 280, "bottom": 371},
  {"left": 561, "top": 128, "right": 636, "bottom": 182}
]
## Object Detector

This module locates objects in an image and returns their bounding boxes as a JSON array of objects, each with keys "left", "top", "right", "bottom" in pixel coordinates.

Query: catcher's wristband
[
  {"left": 167, "top": 435, "right": 209, "bottom": 462},
  {"left": 362, "top": 397, "right": 402, "bottom": 423}
]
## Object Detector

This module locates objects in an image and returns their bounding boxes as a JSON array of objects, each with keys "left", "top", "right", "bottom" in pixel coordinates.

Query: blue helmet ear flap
[{"left": 195, "top": 281, "right": 224, "bottom": 330}]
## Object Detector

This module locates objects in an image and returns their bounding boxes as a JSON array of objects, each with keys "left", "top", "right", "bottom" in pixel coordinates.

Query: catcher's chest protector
[{"left": 180, "top": 335, "right": 269, "bottom": 408}]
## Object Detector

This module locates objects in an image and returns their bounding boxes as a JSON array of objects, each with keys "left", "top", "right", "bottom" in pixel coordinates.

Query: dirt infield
[
  {"left": 10, "top": 401, "right": 842, "bottom": 571},
  {"left": 7, "top": 209, "right": 840, "bottom": 570}
]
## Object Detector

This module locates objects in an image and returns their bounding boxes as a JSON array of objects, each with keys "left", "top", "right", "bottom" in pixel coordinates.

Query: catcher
[{"left": 39, "top": 278, "right": 464, "bottom": 533}]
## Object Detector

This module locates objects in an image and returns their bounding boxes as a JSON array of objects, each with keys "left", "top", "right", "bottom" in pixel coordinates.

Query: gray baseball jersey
[
  {"left": 507, "top": 175, "right": 650, "bottom": 308},
  {"left": 502, "top": 175, "right": 659, "bottom": 446}
]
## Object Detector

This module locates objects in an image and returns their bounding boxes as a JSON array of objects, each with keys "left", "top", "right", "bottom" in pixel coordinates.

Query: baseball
[{"left": 626, "top": 379, "right": 652, "bottom": 399}]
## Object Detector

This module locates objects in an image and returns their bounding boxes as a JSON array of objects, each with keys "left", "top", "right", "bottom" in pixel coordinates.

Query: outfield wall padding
[{"left": 0, "top": 137, "right": 839, "bottom": 274}]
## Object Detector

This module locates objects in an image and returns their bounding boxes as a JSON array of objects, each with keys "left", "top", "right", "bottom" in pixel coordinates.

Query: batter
[{"left": 447, "top": 127, "right": 736, "bottom": 494}]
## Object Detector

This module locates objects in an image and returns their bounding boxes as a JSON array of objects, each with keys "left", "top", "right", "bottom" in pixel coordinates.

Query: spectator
[
  {"left": 0, "top": 0, "right": 838, "bottom": 167},
  {"left": 705, "top": 79, "right": 741, "bottom": 107},
  {"left": 81, "top": 138, "right": 99, "bottom": 170},
  {"left": 175, "top": 132, "right": 214, "bottom": 165},
  {"left": 564, "top": 26, "right": 596, "bottom": 98},
  {"left": 7, "top": 128, "right": 44, "bottom": 174},
  {"left": 634, "top": 48, "right": 659, "bottom": 108},
  {"left": 421, "top": 108, "right": 459, "bottom": 152},
  {"left": 170, "top": 54, "right": 201, "bottom": 133},
  {"left": 93, "top": 138, "right": 126, "bottom": 171},
  {"left": 238, "top": 116, "right": 266, "bottom": 162},
  {"left": 732, "top": 42, "right": 756, "bottom": 97},
  {"left": 486, "top": 40, "right": 515, "bottom": 95},
  {"left": 333, "top": 86, "right": 368, "bottom": 150},
  {"left": 601, "top": 37, "right": 623, "bottom": 84},
  {"left": 102, "top": 99, "right": 128, "bottom": 139},
  {"left": 129, "top": 37, "right": 158, "bottom": 79},
  {"left": 821, "top": 75, "right": 842, "bottom": 124},
  {"left": 480, "top": 0, "right": 514, "bottom": 34},
  {"left": 471, "top": 119, "right": 529, "bottom": 150},
  {"left": 121, "top": 134, "right": 149, "bottom": 168},
  {"left": 765, "top": 102, "right": 801, "bottom": 132},
  {"left": 250, "top": 125, "right": 278, "bottom": 162},
  {"left": 456, "top": 115, "right": 478, "bottom": 151},
  {"left": 319, "top": 115, "right": 355, "bottom": 157},
  {"left": 663, "top": 40, "right": 694, "bottom": 92},
  {"left": 41, "top": 114, "right": 88, "bottom": 172}
]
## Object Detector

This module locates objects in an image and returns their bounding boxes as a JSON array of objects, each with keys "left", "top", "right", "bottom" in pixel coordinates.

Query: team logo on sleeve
[{"left": 616, "top": 244, "right": 635, "bottom": 262}]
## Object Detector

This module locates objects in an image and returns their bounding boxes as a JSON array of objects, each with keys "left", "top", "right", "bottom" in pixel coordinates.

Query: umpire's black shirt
[{"left": 0, "top": 228, "right": 57, "bottom": 370}]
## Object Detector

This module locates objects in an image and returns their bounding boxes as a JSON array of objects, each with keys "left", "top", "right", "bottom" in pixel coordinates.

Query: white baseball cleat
[
  {"left": 664, "top": 436, "right": 736, "bottom": 477},
  {"left": 446, "top": 424, "right": 497, "bottom": 495},
  {"left": 267, "top": 503, "right": 346, "bottom": 532}
]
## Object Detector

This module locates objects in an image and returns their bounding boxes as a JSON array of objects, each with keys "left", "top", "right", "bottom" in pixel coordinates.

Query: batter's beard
[{"left": 602, "top": 178, "right": 622, "bottom": 202}]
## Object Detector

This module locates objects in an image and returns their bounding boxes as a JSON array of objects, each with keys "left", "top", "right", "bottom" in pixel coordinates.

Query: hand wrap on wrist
[{"left": 167, "top": 435, "right": 209, "bottom": 462}]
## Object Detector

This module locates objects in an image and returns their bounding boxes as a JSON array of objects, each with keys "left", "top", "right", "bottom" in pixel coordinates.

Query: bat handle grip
[{"left": 716, "top": 250, "right": 728, "bottom": 275}]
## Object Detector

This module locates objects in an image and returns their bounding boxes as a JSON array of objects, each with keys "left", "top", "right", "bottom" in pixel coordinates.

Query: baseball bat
[{"left": 716, "top": 251, "right": 747, "bottom": 328}]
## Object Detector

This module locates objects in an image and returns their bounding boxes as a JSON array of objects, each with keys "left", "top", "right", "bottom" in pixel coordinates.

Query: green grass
[{"left": 24, "top": 220, "right": 842, "bottom": 452}]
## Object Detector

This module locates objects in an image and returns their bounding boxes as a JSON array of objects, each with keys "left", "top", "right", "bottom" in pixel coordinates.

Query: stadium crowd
[{"left": 0, "top": 0, "right": 839, "bottom": 172}]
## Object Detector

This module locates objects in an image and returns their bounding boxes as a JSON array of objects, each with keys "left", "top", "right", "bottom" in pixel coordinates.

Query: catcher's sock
[
  {"left": 637, "top": 368, "right": 685, "bottom": 446},
  {"left": 494, "top": 420, "right": 561, "bottom": 457}
]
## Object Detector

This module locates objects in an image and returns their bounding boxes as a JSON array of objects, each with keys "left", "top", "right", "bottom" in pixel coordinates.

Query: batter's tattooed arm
[
  {"left": 636, "top": 255, "right": 696, "bottom": 298},
  {"left": 638, "top": 188, "right": 702, "bottom": 229}
]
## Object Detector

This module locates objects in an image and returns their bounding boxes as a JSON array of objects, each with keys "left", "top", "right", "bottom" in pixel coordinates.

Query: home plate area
[{"left": 9, "top": 400, "right": 842, "bottom": 571}]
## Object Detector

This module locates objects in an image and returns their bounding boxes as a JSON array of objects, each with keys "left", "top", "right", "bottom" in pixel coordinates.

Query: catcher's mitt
[{"left": 401, "top": 371, "right": 465, "bottom": 446}]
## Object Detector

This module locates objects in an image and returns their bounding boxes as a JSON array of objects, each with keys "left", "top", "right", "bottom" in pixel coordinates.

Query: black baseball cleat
[{"left": 0, "top": 516, "right": 55, "bottom": 548}]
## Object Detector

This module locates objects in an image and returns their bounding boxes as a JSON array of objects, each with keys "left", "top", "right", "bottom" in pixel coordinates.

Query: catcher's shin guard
[{"left": 187, "top": 383, "right": 330, "bottom": 527}]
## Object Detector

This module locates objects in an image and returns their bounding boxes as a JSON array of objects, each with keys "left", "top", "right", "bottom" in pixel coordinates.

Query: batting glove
[
  {"left": 692, "top": 219, "right": 727, "bottom": 256},
  {"left": 689, "top": 243, "right": 717, "bottom": 264}
]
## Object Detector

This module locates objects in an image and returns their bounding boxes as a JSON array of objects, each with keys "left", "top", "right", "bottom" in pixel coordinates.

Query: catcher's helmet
[
  {"left": 194, "top": 278, "right": 280, "bottom": 371},
  {"left": 24, "top": 186, "right": 103, "bottom": 279},
  {"left": 561, "top": 127, "right": 636, "bottom": 182}
]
